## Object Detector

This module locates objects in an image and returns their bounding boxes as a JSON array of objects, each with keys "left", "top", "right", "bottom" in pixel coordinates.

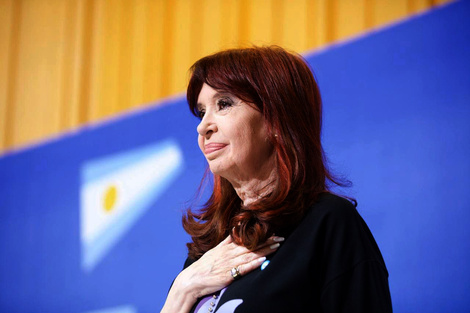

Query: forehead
[
  {"left": 197, "top": 84, "right": 233, "bottom": 106},
  {"left": 197, "top": 84, "right": 217, "bottom": 101}
]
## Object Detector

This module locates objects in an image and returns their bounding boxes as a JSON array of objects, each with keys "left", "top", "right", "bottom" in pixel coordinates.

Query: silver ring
[{"left": 230, "top": 266, "right": 241, "bottom": 280}]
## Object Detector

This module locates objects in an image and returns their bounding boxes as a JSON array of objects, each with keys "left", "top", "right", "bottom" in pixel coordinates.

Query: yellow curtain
[{"left": 0, "top": 0, "right": 452, "bottom": 154}]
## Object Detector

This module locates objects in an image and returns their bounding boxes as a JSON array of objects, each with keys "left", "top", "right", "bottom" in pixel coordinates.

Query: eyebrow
[{"left": 196, "top": 91, "right": 234, "bottom": 111}]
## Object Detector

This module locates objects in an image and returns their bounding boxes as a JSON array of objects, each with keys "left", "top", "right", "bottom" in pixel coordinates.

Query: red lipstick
[{"left": 204, "top": 143, "right": 227, "bottom": 154}]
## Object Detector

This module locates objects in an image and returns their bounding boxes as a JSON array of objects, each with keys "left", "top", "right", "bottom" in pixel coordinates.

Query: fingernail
[
  {"left": 272, "top": 236, "right": 285, "bottom": 242},
  {"left": 270, "top": 243, "right": 280, "bottom": 249},
  {"left": 258, "top": 256, "right": 266, "bottom": 263}
]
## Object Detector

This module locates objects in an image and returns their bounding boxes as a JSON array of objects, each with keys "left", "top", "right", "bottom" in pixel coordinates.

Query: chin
[
  {"left": 208, "top": 166, "right": 224, "bottom": 176},
  {"left": 208, "top": 162, "right": 231, "bottom": 178}
]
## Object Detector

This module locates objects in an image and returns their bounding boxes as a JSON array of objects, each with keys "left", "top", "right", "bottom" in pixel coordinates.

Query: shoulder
[
  {"left": 314, "top": 192, "right": 356, "bottom": 212},
  {"left": 291, "top": 193, "right": 373, "bottom": 248},
  {"left": 287, "top": 192, "right": 359, "bottom": 238},
  {"left": 297, "top": 192, "right": 388, "bottom": 272},
  {"left": 302, "top": 192, "right": 360, "bottom": 226},
  {"left": 309, "top": 197, "right": 392, "bottom": 311}
]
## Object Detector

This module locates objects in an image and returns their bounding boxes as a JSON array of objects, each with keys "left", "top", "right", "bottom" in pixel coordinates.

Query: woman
[{"left": 161, "top": 46, "right": 392, "bottom": 312}]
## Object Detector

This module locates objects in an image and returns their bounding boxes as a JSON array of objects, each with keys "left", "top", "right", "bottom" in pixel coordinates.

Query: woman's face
[{"left": 196, "top": 84, "right": 275, "bottom": 181}]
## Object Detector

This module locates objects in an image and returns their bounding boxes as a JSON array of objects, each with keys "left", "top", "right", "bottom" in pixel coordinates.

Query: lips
[{"left": 204, "top": 143, "right": 227, "bottom": 154}]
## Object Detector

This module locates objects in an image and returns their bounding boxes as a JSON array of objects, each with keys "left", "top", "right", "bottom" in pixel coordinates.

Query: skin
[
  {"left": 196, "top": 84, "right": 278, "bottom": 205},
  {"left": 161, "top": 84, "right": 281, "bottom": 312}
]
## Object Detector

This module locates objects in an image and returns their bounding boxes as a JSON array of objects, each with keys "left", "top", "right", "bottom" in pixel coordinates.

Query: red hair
[{"left": 184, "top": 46, "right": 347, "bottom": 259}]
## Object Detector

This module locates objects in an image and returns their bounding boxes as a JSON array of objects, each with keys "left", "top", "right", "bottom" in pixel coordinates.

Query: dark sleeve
[
  {"left": 321, "top": 259, "right": 393, "bottom": 312},
  {"left": 315, "top": 195, "right": 393, "bottom": 312},
  {"left": 183, "top": 256, "right": 195, "bottom": 269}
]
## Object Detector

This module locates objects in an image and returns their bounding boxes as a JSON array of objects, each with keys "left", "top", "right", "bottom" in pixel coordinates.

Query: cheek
[
  {"left": 234, "top": 123, "right": 263, "bottom": 154},
  {"left": 198, "top": 135, "right": 204, "bottom": 152},
  {"left": 248, "top": 122, "right": 272, "bottom": 155}
]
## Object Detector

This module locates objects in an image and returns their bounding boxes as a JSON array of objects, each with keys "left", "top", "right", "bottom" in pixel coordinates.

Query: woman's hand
[
  {"left": 161, "top": 235, "right": 283, "bottom": 313},
  {"left": 181, "top": 234, "right": 283, "bottom": 297}
]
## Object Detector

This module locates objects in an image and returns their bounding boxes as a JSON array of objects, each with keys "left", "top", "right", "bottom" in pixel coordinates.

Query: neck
[{"left": 227, "top": 159, "right": 278, "bottom": 206}]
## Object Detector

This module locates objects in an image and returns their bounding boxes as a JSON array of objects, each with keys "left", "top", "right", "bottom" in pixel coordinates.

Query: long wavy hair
[{"left": 183, "top": 46, "right": 347, "bottom": 259}]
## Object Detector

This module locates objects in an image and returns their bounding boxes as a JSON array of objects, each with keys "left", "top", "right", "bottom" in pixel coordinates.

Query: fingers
[
  {"left": 219, "top": 235, "right": 285, "bottom": 277},
  {"left": 215, "top": 234, "right": 234, "bottom": 250},
  {"left": 253, "top": 236, "right": 285, "bottom": 251},
  {"left": 222, "top": 234, "right": 233, "bottom": 244},
  {"left": 250, "top": 241, "right": 281, "bottom": 259},
  {"left": 230, "top": 238, "right": 282, "bottom": 277},
  {"left": 220, "top": 233, "right": 284, "bottom": 250},
  {"left": 186, "top": 235, "right": 284, "bottom": 297},
  {"left": 229, "top": 235, "right": 285, "bottom": 263},
  {"left": 237, "top": 256, "right": 267, "bottom": 276},
  {"left": 269, "top": 235, "right": 285, "bottom": 243}
]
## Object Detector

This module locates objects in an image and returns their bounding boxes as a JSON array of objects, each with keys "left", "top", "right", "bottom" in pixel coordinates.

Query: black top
[{"left": 183, "top": 193, "right": 393, "bottom": 313}]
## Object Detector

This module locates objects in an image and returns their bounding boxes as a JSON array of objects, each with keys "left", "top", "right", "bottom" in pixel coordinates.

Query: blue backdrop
[{"left": 1, "top": 1, "right": 469, "bottom": 312}]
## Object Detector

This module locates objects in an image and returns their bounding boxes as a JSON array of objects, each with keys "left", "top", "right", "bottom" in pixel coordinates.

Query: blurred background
[
  {"left": 0, "top": 0, "right": 451, "bottom": 154},
  {"left": 1, "top": 1, "right": 469, "bottom": 313}
]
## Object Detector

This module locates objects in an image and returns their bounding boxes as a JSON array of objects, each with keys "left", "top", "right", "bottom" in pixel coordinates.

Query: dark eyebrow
[
  {"left": 196, "top": 91, "right": 234, "bottom": 111},
  {"left": 212, "top": 91, "right": 233, "bottom": 100}
]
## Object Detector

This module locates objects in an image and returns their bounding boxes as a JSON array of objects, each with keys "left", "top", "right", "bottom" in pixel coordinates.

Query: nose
[{"left": 197, "top": 113, "right": 217, "bottom": 137}]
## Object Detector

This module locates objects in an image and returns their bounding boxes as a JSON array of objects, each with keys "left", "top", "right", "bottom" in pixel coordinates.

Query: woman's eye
[
  {"left": 217, "top": 98, "right": 233, "bottom": 110},
  {"left": 197, "top": 109, "right": 205, "bottom": 119}
]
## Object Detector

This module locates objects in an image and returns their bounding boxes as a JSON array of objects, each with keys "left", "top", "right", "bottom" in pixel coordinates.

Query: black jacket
[{"left": 184, "top": 193, "right": 393, "bottom": 313}]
